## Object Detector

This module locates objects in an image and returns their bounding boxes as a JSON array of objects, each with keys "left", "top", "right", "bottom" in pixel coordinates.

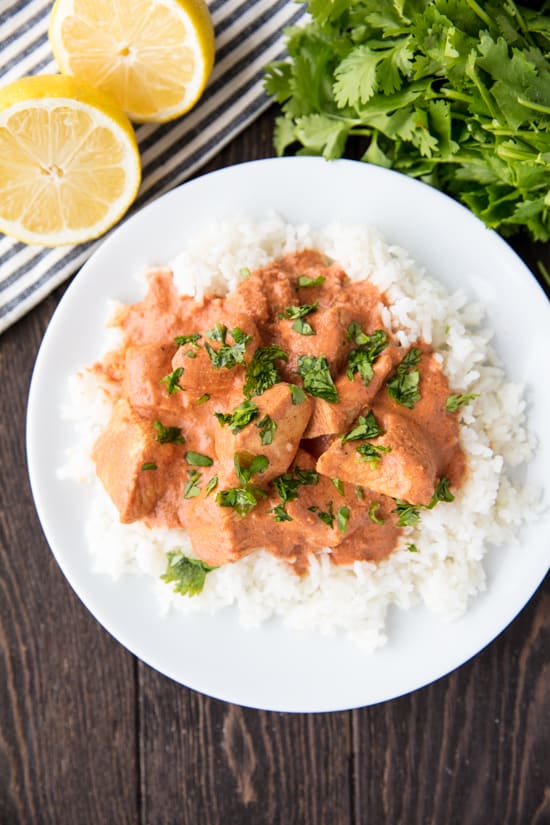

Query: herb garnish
[
  {"left": 243, "top": 345, "right": 288, "bottom": 398},
  {"left": 308, "top": 500, "right": 335, "bottom": 528},
  {"left": 428, "top": 477, "right": 455, "bottom": 508},
  {"left": 161, "top": 550, "right": 216, "bottom": 597},
  {"left": 265, "top": 2, "right": 550, "bottom": 242},
  {"left": 160, "top": 366, "right": 184, "bottom": 395},
  {"left": 185, "top": 451, "right": 213, "bottom": 467},
  {"left": 298, "top": 274, "right": 325, "bottom": 288},
  {"left": 297, "top": 355, "right": 338, "bottom": 403},
  {"left": 346, "top": 327, "right": 388, "bottom": 385},
  {"left": 342, "top": 411, "right": 382, "bottom": 443},
  {"left": 270, "top": 465, "right": 319, "bottom": 521},
  {"left": 174, "top": 333, "right": 201, "bottom": 347},
  {"left": 196, "top": 393, "right": 210, "bottom": 405},
  {"left": 446, "top": 393, "right": 479, "bottom": 412},
  {"left": 205, "top": 475, "right": 218, "bottom": 496},
  {"left": 407, "top": 544, "right": 419, "bottom": 553},
  {"left": 289, "top": 384, "right": 306, "bottom": 404},
  {"left": 392, "top": 499, "right": 422, "bottom": 528},
  {"left": 204, "top": 324, "right": 252, "bottom": 369},
  {"left": 331, "top": 478, "right": 345, "bottom": 495},
  {"left": 215, "top": 400, "right": 259, "bottom": 433},
  {"left": 337, "top": 505, "right": 350, "bottom": 534},
  {"left": 216, "top": 454, "right": 269, "bottom": 515},
  {"left": 280, "top": 301, "right": 318, "bottom": 335},
  {"left": 387, "top": 348, "right": 422, "bottom": 409},
  {"left": 256, "top": 414, "right": 277, "bottom": 445},
  {"left": 356, "top": 442, "right": 392, "bottom": 469},
  {"left": 153, "top": 420, "right": 185, "bottom": 444},
  {"left": 141, "top": 462, "right": 157, "bottom": 471},
  {"left": 368, "top": 502, "right": 384, "bottom": 524},
  {"left": 183, "top": 470, "right": 201, "bottom": 499},
  {"left": 239, "top": 267, "right": 251, "bottom": 279}
]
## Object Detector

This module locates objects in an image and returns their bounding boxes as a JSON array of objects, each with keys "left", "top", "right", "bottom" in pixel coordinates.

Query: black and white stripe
[{"left": 0, "top": 0, "right": 305, "bottom": 331}]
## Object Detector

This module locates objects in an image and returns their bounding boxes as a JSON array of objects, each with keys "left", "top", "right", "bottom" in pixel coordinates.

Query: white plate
[{"left": 27, "top": 157, "right": 550, "bottom": 712}]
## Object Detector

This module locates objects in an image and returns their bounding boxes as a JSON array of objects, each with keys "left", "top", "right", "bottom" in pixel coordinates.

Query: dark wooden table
[{"left": 1, "top": 108, "right": 548, "bottom": 825}]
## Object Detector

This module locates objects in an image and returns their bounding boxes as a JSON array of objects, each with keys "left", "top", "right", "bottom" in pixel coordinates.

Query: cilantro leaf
[
  {"left": 392, "top": 499, "right": 422, "bottom": 528},
  {"left": 153, "top": 420, "right": 184, "bottom": 445},
  {"left": 204, "top": 325, "right": 252, "bottom": 369},
  {"left": 243, "top": 345, "right": 288, "bottom": 398},
  {"left": 298, "top": 274, "right": 325, "bottom": 287},
  {"left": 256, "top": 414, "right": 277, "bottom": 445},
  {"left": 215, "top": 400, "right": 259, "bottom": 433},
  {"left": 160, "top": 367, "right": 184, "bottom": 395},
  {"left": 446, "top": 393, "right": 479, "bottom": 412},
  {"left": 185, "top": 451, "right": 213, "bottom": 467},
  {"left": 161, "top": 551, "right": 217, "bottom": 597},
  {"left": 342, "top": 411, "right": 383, "bottom": 443},
  {"left": 297, "top": 355, "right": 338, "bottom": 403},
  {"left": 387, "top": 347, "right": 422, "bottom": 409}
]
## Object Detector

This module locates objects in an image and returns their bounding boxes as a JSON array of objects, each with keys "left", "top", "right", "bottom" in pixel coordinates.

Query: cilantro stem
[
  {"left": 516, "top": 97, "right": 550, "bottom": 117},
  {"left": 462, "top": 0, "right": 491, "bottom": 27}
]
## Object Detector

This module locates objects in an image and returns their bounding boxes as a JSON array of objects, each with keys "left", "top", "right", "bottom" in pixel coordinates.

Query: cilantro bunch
[{"left": 265, "top": 0, "right": 550, "bottom": 240}]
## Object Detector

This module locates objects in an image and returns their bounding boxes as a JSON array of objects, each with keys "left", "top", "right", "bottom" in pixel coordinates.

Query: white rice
[{"left": 59, "top": 214, "right": 540, "bottom": 650}]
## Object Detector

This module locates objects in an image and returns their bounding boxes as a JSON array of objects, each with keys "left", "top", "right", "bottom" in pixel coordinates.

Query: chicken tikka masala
[{"left": 92, "top": 250, "right": 466, "bottom": 576}]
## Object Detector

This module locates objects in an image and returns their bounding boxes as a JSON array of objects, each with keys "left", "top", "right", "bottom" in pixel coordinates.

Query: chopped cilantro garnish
[
  {"left": 270, "top": 464, "right": 319, "bottom": 521},
  {"left": 185, "top": 451, "right": 213, "bottom": 467},
  {"left": 387, "top": 348, "right": 422, "bottom": 409},
  {"left": 205, "top": 475, "right": 218, "bottom": 496},
  {"left": 342, "top": 411, "right": 383, "bottom": 443},
  {"left": 256, "top": 414, "right": 277, "bottom": 445},
  {"left": 407, "top": 543, "right": 419, "bottom": 553},
  {"left": 160, "top": 366, "right": 184, "bottom": 395},
  {"left": 183, "top": 469, "right": 201, "bottom": 499},
  {"left": 356, "top": 442, "right": 392, "bottom": 468},
  {"left": 428, "top": 477, "right": 455, "bottom": 508},
  {"left": 141, "top": 462, "right": 157, "bottom": 471},
  {"left": 292, "top": 318, "right": 315, "bottom": 335},
  {"left": 392, "top": 499, "right": 422, "bottom": 528},
  {"left": 308, "top": 500, "right": 335, "bottom": 528},
  {"left": 161, "top": 550, "right": 216, "bottom": 597},
  {"left": 368, "top": 501, "right": 384, "bottom": 524},
  {"left": 297, "top": 355, "right": 338, "bottom": 403},
  {"left": 337, "top": 505, "right": 350, "bottom": 534},
  {"left": 298, "top": 274, "right": 325, "bottom": 288},
  {"left": 215, "top": 454, "right": 269, "bottom": 515},
  {"left": 446, "top": 393, "right": 479, "bottom": 412},
  {"left": 204, "top": 324, "right": 252, "bottom": 369},
  {"left": 196, "top": 393, "right": 210, "bottom": 405},
  {"left": 239, "top": 267, "right": 251, "bottom": 279},
  {"left": 331, "top": 478, "right": 345, "bottom": 495},
  {"left": 346, "top": 328, "right": 388, "bottom": 385},
  {"left": 279, "top": 302, "right": 318, "bottom": 335},
  {"left": 185, "top": 350, "right": 197, "bottom": 359},
  {"left": 174, "top": 333, "right": 201, "bottom": 347},
  {"left": 272, "top": 504, "right": 293, "bottom": 522},
  {"left": 153, "top": 420, "right": 185, "bottom": 444},
  {"left": 215, "top": 400, "right": 259, "bottom": 433},
  {"left": 279, "top": 301, "right": 319, "bottom": 321},
  {"left": 243, "top": 345, "right": 288, "bottom": 398},
  {"left": 289, "top": 384, "right": 306, "bottom": 404}
]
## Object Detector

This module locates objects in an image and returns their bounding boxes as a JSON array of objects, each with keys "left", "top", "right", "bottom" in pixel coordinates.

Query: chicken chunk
[
  {"left": 123, "top": 343, "right": 182, "bottom": 424},
  {"left": 171, "top": 313, "right": 260, "bottom": 399},
  {"left": 316, "top": 411, "right": 438, "bottom": 505},
  {"left": 92, "top": 399, "right": 182, "bottom": 522},
  {"left": 302, "top": 350, "right": 397, "bottom": 438},
  {"left": 214, "top": 382, "right": 313, "bottom": 484}
]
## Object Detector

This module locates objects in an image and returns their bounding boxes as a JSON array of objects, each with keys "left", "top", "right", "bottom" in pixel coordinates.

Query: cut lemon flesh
[
  {"left": 49, "top": 0, "right": 215, "bottom": 123},
  {"left": 0, "top": 75, "right": 141, "bottom": 246}
]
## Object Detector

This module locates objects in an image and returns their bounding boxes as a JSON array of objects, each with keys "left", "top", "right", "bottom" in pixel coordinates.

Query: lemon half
[
  {"left": 49, "top": 0, "right": 215, "bottom": 123},
  {"left": 0, "top": 74, "right": 141, "bottom": 246}
]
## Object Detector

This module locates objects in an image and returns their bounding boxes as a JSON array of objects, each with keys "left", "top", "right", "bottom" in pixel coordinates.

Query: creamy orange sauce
[{"left": 92, "top": 250, "right": 465, "bottom": 574}]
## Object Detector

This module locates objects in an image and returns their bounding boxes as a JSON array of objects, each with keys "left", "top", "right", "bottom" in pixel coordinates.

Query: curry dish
[{"left": 92, "top": 250, "right": 465, "bottom": 574}]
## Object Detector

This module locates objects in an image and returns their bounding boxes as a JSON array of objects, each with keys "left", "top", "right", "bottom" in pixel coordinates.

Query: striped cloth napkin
[{"left": 0, "top": 0, "right": 305, "bottom": 334}]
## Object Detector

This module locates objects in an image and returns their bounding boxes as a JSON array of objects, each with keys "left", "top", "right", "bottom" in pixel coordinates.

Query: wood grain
[
  {"left": 0, "top": 292, "right": 138, "bottom": 825},
  {"left": 0, "top": 105, "right": 548, "bottom": 825}
]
